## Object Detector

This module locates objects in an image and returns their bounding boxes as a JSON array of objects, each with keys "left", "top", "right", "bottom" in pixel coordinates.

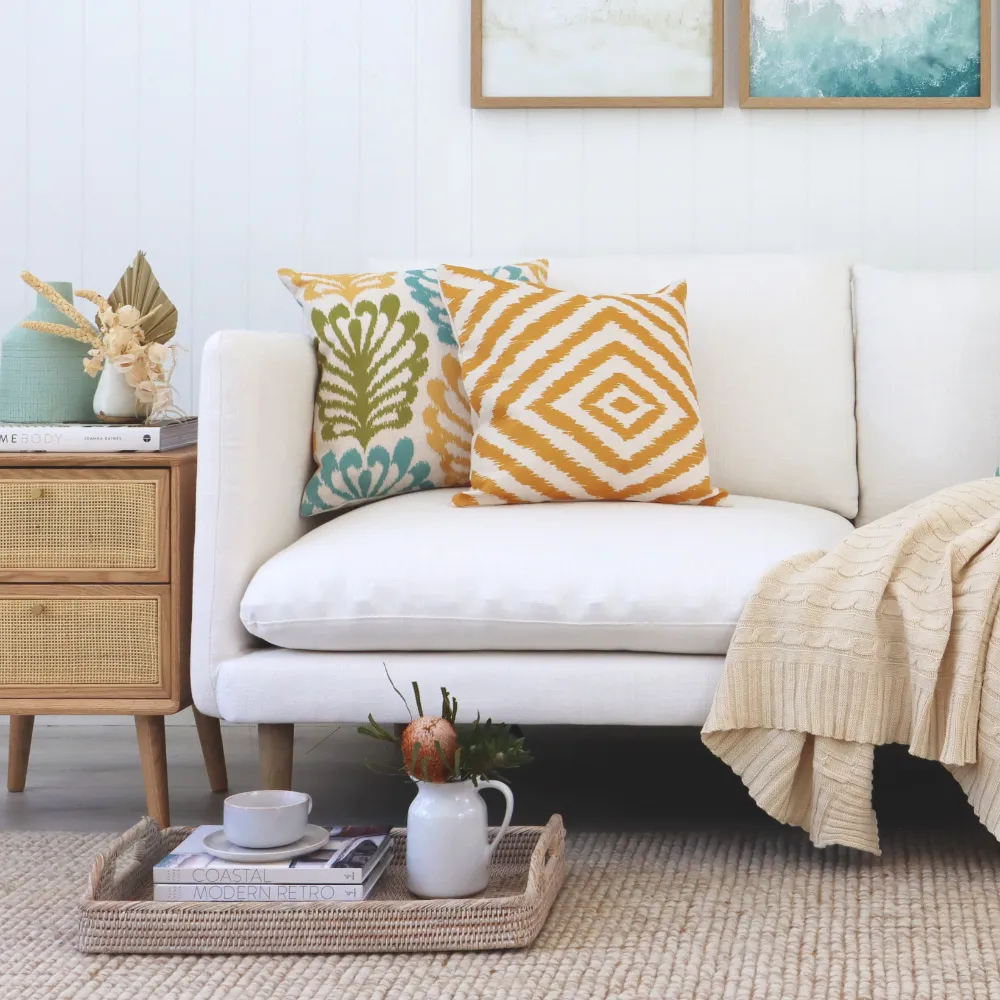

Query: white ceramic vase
[
  {"left": 93, "top": 363, "right": 142, "bottom": 422},
  {"left": 406, "top": 778, "right": 514, "bottom": 898}
]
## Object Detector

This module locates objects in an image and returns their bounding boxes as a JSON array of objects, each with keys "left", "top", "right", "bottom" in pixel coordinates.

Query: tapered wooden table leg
[
  {"left": 259, "top": 723, "right": 294, "bottom": 790},
  {"left": 193, "top": 707, "right": 228, "bottom": 793},
  {"left": 7, "top": 715, "right": 35, "bottom": 792},
  {"left": 135, "top": 715, "right": 169, "bottom": 827}
]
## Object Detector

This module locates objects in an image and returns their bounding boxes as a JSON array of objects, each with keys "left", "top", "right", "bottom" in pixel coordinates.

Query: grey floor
[{"left": 0, "top": 721, "right": 986, "bottom": 837}]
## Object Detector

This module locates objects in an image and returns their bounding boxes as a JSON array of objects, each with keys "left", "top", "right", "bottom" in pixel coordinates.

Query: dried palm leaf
[{"left": 108, "top": 251, "right": 177, "bottom": 344}]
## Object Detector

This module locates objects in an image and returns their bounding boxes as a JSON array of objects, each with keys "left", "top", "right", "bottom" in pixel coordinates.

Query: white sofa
[{"left": 191, "top": 255, "right": 1000, "bottom": 786}]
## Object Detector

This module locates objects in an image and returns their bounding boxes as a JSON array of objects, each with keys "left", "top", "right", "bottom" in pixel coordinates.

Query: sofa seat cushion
[{"left": 241, "top": 489, "right": 851, "bottom": 655}]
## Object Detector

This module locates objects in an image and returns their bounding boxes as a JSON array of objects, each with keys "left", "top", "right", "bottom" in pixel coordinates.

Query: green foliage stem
[{"left": 358, "top": 678, "right": 532, "bottom": 784}]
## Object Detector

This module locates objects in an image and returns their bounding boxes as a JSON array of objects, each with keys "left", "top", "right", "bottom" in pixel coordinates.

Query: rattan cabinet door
[
  {"left": 0, "top": 585, "right": 170, "bottom": 698},
  {"left": 0, "top": 469, "right": 169, "bottom": 582}
]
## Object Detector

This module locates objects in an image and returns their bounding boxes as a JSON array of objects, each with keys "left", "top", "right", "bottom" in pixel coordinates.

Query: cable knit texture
[{"left": 702, "top": 478, "right": 1000, "bottom": 854}]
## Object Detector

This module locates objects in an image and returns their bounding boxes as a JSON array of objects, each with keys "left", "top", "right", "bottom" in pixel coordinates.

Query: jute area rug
[{"left": 3, "top": 825, "right": 1000, "bottom": 999}]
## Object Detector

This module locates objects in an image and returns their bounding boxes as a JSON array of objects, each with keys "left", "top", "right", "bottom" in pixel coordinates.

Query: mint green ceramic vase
[{"left": 0, "top": 283, "right": 97, "bottom": 422}]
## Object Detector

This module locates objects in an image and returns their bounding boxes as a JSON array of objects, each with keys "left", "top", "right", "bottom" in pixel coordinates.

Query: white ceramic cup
[{"left": 223, "top": 790, "right": 313, "bottom": 849}]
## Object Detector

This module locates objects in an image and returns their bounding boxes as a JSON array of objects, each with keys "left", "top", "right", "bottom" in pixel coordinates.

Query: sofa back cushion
[
  {"left": 853, "top": 265, "right": 1000, "bottom": 526},
  {"left": 544, "top": 256, "right": 859, "bottom": 518},
  {"left": 366, "top": 254, "right": 858, "bottom": 518}
]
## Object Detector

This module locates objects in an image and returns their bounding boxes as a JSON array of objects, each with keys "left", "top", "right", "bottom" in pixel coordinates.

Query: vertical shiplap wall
[{"left": 1, "top": 0, "right": 999, "bottom": 410}]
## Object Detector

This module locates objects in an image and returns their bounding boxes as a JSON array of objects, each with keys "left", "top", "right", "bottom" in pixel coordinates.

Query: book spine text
[
  {"left": 0, "top": 426, "right": 161, "bottom": 452},
  {"left": 153, "top": 865, "right": 367, "bottom": 885},
  {"left": 153, "top": 882, "right": 369, "bottom": 902}
]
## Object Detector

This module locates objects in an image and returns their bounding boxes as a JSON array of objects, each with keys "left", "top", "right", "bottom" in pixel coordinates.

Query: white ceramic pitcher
[{"left": 406, "top": 778, "right": 514, "bottom": 898}]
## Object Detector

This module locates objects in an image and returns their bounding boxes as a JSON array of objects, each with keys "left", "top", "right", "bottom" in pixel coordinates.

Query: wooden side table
[{"left": 0, "top": 445, "right": 226, "bottom": 825}]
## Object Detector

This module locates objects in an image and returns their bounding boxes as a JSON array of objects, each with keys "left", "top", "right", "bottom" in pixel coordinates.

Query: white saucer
[{"left": 202, "top": 824, "right": 330, "bottom": 863}]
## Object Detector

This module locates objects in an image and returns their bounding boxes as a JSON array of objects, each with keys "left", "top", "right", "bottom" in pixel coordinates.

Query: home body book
[
  {"left": 0, "top": 417, "right": 197, "bottom": 452},
  {"left": 153, "top": 825, "right": 391, "bottom": 885}
]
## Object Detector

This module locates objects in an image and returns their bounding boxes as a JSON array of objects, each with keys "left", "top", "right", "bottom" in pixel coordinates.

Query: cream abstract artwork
[{"left": 473, "top": 0, "right": 723, "bottom": 107}]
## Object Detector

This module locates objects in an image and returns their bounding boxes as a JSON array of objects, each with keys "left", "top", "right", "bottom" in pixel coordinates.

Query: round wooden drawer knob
[
  {"left": 29, "top": 603, "right": 45, "bottom": 616},
  {"left": 28, "top": 486, "right": 44, "bottom": 500}
]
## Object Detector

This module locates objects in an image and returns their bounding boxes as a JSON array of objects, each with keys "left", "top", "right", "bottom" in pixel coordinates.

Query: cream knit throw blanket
[{"left": 702, "top": 478, "right": 1000, "bottom": 854}]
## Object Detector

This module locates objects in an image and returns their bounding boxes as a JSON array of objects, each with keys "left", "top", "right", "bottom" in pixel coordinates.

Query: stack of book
[{"left": 153, "top": 825, "right": 392, "bottom": 902}]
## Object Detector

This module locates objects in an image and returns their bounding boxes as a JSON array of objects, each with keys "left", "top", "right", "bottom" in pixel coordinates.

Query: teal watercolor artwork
[{"left": 744, "top": 0, "right": 989, "bottom": 105}]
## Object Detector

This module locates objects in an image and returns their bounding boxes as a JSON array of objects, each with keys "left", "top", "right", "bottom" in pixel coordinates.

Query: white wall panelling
[
  {"left": 0, "top": 0, "right": 28, "bottom": 319},
  {"left": 359, "top": 0, "right": 417, "bottom": 259},
  {"left": 249, "top": 0, "right": 306, "bottom": 337},
  {"left": 583, "top": 110, "right": 640, "bottom": 254},
  {"left": 83, "top": 0, "right": 139, "bottom": 304},
  {"left": 26, "top": 0, "right": 85, "bottom": 285},
  {"left": 192, "top": 0, "right": 251, "bottom": 404},
  {"left": 416, "top": 0, "right": 473, "bottom": 259},
  {"left": 527, "top": 110, "right": 584, "bottom": 254},
  {"left": 471, "top": 109, "right": 528, "bottom": 255},
  {"left": 749, "top": 112, "right": 808, "bottom": 252},
  {"left": 919, "top": 113, "right": 978, "bottom": 269},
  {"left": 303, "top": 0, "right": 361, "bottom": 281},
  {"left": 978, "top": 111, "right": 1000, "bottom": 268},
  {"left": 804, "top": 112, "right": 864, "bottom": 256},
  {"left": 637, "top": 111, "right": 696, "bottom": 253},
  {"left": 1, "top": 0, "right": 999, "bottom": 409},
  {"left": 138, "top": 0, "right": 196, "bottom": 410},
  {"left": 861, "top": 113, "right": 922, "bottom": 268}
]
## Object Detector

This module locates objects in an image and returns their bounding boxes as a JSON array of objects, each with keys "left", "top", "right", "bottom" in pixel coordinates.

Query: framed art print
[
  {"left": 472, "top": 0, "right": 724, "bottom": 108},
  {"left": 741, "top": 0, "right": 991, "bottom": 107}
]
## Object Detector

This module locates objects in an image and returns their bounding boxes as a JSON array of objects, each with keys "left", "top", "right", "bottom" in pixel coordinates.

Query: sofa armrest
[{"left": 191, "top": 329, "right": 317, "bottom": 717}]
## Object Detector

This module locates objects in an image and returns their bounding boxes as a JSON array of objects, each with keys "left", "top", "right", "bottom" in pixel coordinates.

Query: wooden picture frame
[
  {"left": 472, "top": 0, "right": 724, "bottom": 108},
  {"left": 740, "top": 0, "right": 991, "bottom": 108}
]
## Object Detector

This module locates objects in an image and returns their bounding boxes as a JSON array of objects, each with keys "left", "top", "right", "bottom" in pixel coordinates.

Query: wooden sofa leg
[
  {"left": 193, "top": 708, "right": 229, "bottom": 793},
  {"left": 7, "top": 715, "right": 35, "bottom": 792},
  {"left": 259, "top": 723, "right": 294, "bottom": 790}
]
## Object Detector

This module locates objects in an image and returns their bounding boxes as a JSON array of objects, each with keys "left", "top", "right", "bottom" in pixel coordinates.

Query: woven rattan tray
[{"left": 78, "top": 815, "right": 565, "bottom": 954}]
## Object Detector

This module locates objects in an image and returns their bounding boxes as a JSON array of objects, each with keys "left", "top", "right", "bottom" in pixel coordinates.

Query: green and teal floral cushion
[{"left": 278, "top": 260, "right": 548, "bottom": 516}]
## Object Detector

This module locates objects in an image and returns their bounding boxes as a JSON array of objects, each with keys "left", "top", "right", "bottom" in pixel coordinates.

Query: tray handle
[
  {"left": 526, "top": 814, "right": 565, "bottom": 894},
  {"left": 89, "top": 816, "right": 163, "bottom": 900}
]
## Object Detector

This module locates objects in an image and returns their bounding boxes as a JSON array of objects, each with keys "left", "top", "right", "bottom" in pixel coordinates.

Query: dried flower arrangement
[
  {"left": 19, "top": 252, "right": 182, "bottom": 422},
  {"left": 359, "top": 675, "right": 532, "bottom": 785}
]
